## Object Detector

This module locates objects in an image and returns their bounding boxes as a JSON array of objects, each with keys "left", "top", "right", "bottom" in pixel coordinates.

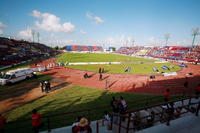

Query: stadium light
[
  {"left": 191, "top": 28, "right": 199, "bottom": 47},
  {"left": 31, "top": 29, "right": 35, "bottom": 43},
  {"left": 37, "top": 32, "right": 40, "bottom": 43},
  {"left": 165, "top": 33, "right": 170, "bottom": 46},
  {"left": 132, "top": 39, "right": 135, "bottom": 47}
]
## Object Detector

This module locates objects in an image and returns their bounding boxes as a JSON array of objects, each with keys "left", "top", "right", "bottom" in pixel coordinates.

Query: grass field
[
  {"left": 67, "top": 63, "right": 181, "bottom": 74},
  {"left": 57, "top": 53, "right": 180, "bottom": 74},
  {"left": 56, "top": 53, "right": 155, "bottom": 63},
  {"left": 5, "top": 85, "right": 184, "bottom": 133}
]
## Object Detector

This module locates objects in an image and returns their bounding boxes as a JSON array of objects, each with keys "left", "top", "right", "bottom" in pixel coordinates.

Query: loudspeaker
[{"left": 150, "top": 75, "right": 155, "bottom": 79}]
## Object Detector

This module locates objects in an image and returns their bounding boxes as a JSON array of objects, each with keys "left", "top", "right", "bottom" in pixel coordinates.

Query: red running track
[{"left": 32, "top": 58, "right": 200, "bottom": 95}]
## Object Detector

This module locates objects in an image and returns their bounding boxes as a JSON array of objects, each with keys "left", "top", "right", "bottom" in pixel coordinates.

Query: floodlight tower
[
  {"left": 191, "top": 28, "right": 199, "bottom": 47},
  {"left": 165, "top": 33, "right": 170, "bottom": 46},
  {"left": 132, "top": 39, "right": 135, "bottom": 47},
  {"left": 37, "top": 32, "right": 40, "bottom": 43},
  {"left": 31, "top": 29, "right": 35, "bottom": 43},
  {"left": 126, "top": 40, "right": 128, "bottom": 47}
]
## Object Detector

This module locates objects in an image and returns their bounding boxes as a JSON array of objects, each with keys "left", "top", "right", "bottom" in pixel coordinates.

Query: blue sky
[{"left": 0, "top": 0, "right": 200, "bottom": 47}]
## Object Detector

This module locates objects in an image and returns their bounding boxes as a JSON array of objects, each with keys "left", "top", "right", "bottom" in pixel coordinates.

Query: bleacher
[
  {"left": 0, "top": 37, "right": 58, "bottom": 68},
  {"left": 116, "top": 46, "right": 200, "bottom": 63},
  {"left": 65, "top": 45, "right": 103, "bottom": 52}
]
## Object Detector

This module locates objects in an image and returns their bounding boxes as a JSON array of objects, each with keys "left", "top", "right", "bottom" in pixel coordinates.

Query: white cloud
[
  {"left": 0, "top": 21, "right": 7, "bottom": 28},
  {"left": 0, "top": 29, "right": 3, "bottom": 35},
  {"left": 31, "top": 10, "right": 75, "bottom": 33},
  {"left": 18, "top": 28, "right": 33, "bottom": 41},
  {"left": 86, "top": 12, "right": 104, "bottom": 24},
  {"left": 31, "top": 10, "right": 42, "bottom": 18},
  {"left": 0, "top": 21, "right": 7, "bottom": 35},
  {"left": 148, "top": 37, "right": 155, "bottom": 43},
  {"left": 94, "top": 16, "right": 104, "bottom": 24},
  {"left": 80, "top": 30, "right": 87, "bottom": 35},
  {"left": 86, "top": 12, "right": 93, "bottom": 20}
]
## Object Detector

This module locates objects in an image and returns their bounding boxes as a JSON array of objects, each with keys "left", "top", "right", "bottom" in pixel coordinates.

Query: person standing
[
  {"left": 110, "top": 97, "right": 117, "bottom": 108},
  {"left": 99, "top": 73, "right": 103, "bottom": 81},
  {"left": 102, "top": 68, "right": 104, "bottom": 73},
  {"left": 106, "top": 77, "right": 110, "bottom": 89},
  {"left": 0, "top": 72, "right": 4, "bottom": 78},
  {"left": 103, "top": 111, "right": 111, "bottom": 130},
  {"left": 44, "top": 81, "right": 48, "bottom": 93},
  {"left": 118, "top": 96, "right": 127, "bottom": 113},
  {"left": 112, "top": 101, "right": 120, "bottom": 124},
  {"left": 73, "top": 117, "right": 92, "bottom": 133},
  {"left": 99, "top": 67, "right": 102, "bottom": 74},
  {"left": 47, "top": 81, "right": 51, "bottom": 91},
  {"left": 40, "top": 81, "right": 44, "bottom": 93},
  {"left": 31, "top": 109, "right": 43, "bottom": 133},
  {"left": 164, "top": 89, "right": 170, "bottom": 102},
  {"left": 0, "top": 114, "right": 6, "bottom": 133}
]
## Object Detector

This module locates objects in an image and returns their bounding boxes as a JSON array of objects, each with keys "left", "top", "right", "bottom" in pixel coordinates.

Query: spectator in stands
[
  {"left": 184, "top": 77, "right": 189, "bottom": 88},
  {"left": 73, "top": 117, "right": 92, "bottom": 133},
  {"left": 110, "top": 97, "right": 117, "bottom": 108},
  {"left": 133, "top": 112, "right": 141, "bottom": 130},
  {"left": 118, "top": 96, "right": 127, "bottom": 114},
  {"left": 0, "top": 114, "right": 6, "bottom": 133},
  {"left": 166, "top": 102, "right": 174, "bottom": 125},
  {"left": 118, "top": 96, "right": 127, "bottom": 121},
  {"left": 40, "top": 81, "right": 44, "bottom": 93},
  {"left": 147, "top": 111, "right": 155, "bottom": 126},
  {"left": 31, "top": 109, "right": 43, "bottom": 133},
  {"left": 112, "top": 101, "right": 120, "bottom": 124},
  {"left": 174, "top": 107, "right": 182, "bottom": 118},
  {"left": 164, "top": 89, "right": 170, "bottom": 102},
  {"left": 72, "top": 116, "right": 82, "bottom": 132},
  {"left": 102, "top": 111, "right": 111, "bottom": 130}
]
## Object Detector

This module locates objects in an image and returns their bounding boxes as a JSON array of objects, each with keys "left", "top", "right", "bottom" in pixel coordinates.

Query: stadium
[{"left": 0, "top": 0, "right": 200, "bottom": 133}]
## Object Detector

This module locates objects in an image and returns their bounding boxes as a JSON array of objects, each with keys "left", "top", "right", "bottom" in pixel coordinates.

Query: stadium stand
[
  {"left": 0, "top": 37, "right": 58, "bottom": 68},
  {"left": 65, "top": 45, "right": 103, "bottom": 52},
  {"left": 116, "top": 46, "right": 200, "bottom": 63}
]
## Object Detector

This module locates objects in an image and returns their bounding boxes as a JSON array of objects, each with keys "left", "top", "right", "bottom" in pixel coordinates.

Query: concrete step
[
  {"left": 40, "top": 120, "right": 112, "bottom": 133},
  {"left": 136, "top": 113, "right": 200, "bottom": 133}
]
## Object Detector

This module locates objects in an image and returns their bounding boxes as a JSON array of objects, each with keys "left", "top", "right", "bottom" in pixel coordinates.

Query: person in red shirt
[
  {"left": 164, "top": 89, "right": 170, "bottom": 102},
  {"left": 31, "top": 109, "right": 42, "bottom": 133},
  {"left": 73, "top": 117, "right": 92, "bottom": 133},
  {"left": 0, "top": 114, "right": 6, "bottom": 133}
]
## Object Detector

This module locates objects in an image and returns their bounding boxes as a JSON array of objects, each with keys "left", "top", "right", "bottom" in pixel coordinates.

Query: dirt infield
[{"left": 35, "top": 58, "right": 200, "bottom": 95}]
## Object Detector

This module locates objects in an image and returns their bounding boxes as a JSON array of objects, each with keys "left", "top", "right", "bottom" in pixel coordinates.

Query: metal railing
[
  {"left": 110, "top": 96, "right": 200, "bottom": 133},
  {"left": 5, "top": 93, "right": 188, "bottom": 133}
]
